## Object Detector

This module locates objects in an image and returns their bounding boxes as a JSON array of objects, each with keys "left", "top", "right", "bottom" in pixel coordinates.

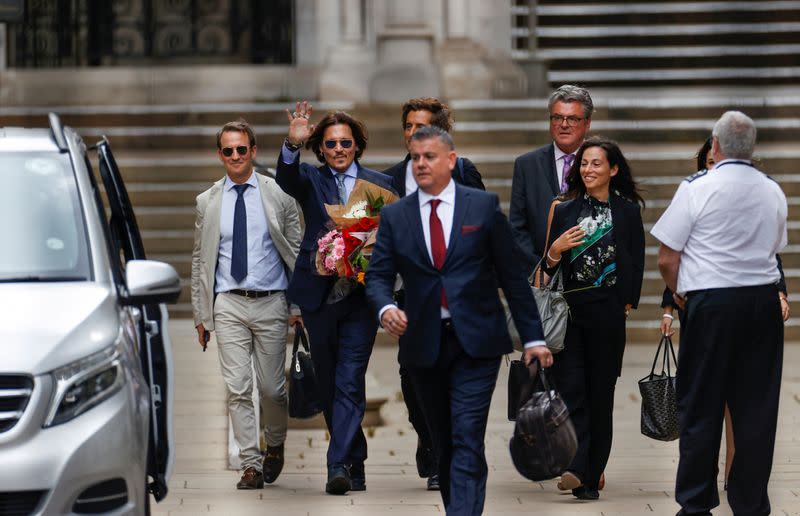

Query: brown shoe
[
  {"left": 598, "top": 472, "right": 605, "bottom": 491},
  {"left": 236, "top": 467, "right": 264, "bottom": 489},
  {"left": 263, "top": 443, "right": 285, "bottom": 484},
  {"left": 557, "top": 471, "right": 582, "bottom": 491}
]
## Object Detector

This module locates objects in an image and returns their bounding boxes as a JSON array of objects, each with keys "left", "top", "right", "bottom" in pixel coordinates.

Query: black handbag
[
  {"left": 509, "top": 362, "right": 578, "bottom": 481},
  {"left": 288, "top": 323, "right": 323, "bottom": 419},
  {"left": 638, "top": 335, "right": 679, "bottom": 441},
  {"left": 507, "top": 358, "right": 530, "bottom": 421}
]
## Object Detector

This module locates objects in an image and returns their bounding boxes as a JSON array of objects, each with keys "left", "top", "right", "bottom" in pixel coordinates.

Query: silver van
[{"left": 0, "top": 114, "right": 180, "bottom": 515}]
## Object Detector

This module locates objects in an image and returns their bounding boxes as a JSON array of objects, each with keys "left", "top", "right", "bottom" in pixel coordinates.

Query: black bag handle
[
  {"left": 648, "top": 335, "right": 678, "bottom": 379},
  {"left": 292, "top": 322, "right": 310, "bottom": 356},
  {"left": 517, "top": 358, "right": 554, "bottom": 405}
]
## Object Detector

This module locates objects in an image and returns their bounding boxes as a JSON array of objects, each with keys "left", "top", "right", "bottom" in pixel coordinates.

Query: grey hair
[
  {"left": 409, "top": 125, "right": 455, "bottom": 150},
  {"left": 712, "top": 111, "right": 756, "bottom": 160},
  {"left": 548, "top": 85, "right": 594, "bottom": 119}
]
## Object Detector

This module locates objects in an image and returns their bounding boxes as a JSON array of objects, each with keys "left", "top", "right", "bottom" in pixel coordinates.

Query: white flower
[
  {"left": 579, "top": 216, "right": 598, "bottom": 236},
  {"left": 344, "top": 200, "right": 369, "bottom": 218}
]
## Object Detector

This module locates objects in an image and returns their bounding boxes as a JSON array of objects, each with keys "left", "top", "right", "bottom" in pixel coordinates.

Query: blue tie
[
  {"left": 231, "top": 184, "right": 248, "bottom": 282},
  {"left": 335, "top": 174, "right": 347, "bottom": 205}
]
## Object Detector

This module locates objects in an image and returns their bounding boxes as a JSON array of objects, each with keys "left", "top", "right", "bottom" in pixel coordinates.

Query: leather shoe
[
  {"left": 415, "top": 439, "right": 435, "bottom": 478},
  {"left": 236, "top": 467, "right": 264, "bottom": 489},
  {"left": 262, "top": 443, "right": 284, "bottom": 484},
  {"left": 572, "top": 486, "right": 599, "bottom": 500},
  {"left": 426, "top": 474, "right": 440, "bottom": 491},
  {"left": 349, "top": 463, "right": 366, "bottom": 491},
  {"left": 325, "top": 465, "right": 352, "bottom": 495}
]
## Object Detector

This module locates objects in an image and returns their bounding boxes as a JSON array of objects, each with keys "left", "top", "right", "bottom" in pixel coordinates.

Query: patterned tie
[
  {"left": 561, "top": 154, "right": 575, "bottom": 193},
  {"left": 231, "top": 184, "right": 249, "bottom": 282},
  {"left": 429, "top": 199, "right": 448, "bottom": 308},
  {"left": 335, "top": 173, "right": 347, "bottom": 204}
]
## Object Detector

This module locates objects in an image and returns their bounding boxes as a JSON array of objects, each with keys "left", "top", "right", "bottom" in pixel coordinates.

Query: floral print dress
[{"left": 566, "top": 194, "right": 617, "bottom": 292}]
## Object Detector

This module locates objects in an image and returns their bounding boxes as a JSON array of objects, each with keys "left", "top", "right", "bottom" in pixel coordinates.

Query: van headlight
[{"left": 43, "top": 340, "right": 126, "bottom": 427}]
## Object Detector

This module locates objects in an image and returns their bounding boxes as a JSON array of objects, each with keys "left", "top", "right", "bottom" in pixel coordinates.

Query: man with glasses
[
  {"left": 275, "top": 102, "right": 396, "bottom": 495},
  {"left": 510, "top": 85, "right": 593, "bottom": 274},
  {"left": 191, "top": 119, "right": 302, "bottom": 489}
]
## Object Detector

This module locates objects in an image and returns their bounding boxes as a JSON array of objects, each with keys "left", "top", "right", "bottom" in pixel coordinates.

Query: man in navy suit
[
  {"left": 382, "top": 96, "right": 485, "bottom": 491},
  {"left": 366, "top": 126, "right": 553, "bottom": 515},
  {"left": 275, "top": 101, "right": 395, "bottom": 495},
  {"left": 510, "top": 85, "right": 593, "bottom": 275}
]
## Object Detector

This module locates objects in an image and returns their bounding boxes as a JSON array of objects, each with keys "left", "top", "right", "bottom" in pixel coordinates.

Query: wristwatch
[{"left": 284, "top": 138, "right": 302, "bottom": 152}]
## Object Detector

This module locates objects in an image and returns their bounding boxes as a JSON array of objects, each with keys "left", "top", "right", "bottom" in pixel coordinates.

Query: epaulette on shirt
[{"left": 684, "top": 169, "right": 709, "bottom": 183}]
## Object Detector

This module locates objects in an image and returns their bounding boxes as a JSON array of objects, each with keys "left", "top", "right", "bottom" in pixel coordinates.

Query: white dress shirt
[
  {"left": 379, "top": 179, "right": 545, "bottom": 348},
  {"left": 650, "top": 159, "right": 787, "bottom": 295},
  {"left": 281, "top": 143, "right": 357, "bottom": 202},
  {"left": 215, "top": 171, "right": 288, "bottom": 293},
  {"left": 404, "top": 159, "right": 418, "bottom": 196}
]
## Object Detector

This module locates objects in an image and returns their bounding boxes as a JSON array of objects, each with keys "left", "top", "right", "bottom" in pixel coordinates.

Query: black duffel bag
[
  {"left": 288, "top": 322, "right": 323, "bottom": 419},
  {"left": 509, "top": 362, "right": 577, "bottom": 481},
  {"left": 638, "top": 335, "right": 679, "bottom": 441}
]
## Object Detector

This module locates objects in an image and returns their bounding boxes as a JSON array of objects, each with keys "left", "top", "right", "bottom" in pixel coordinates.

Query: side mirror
[{"left": 122, "top": 260, "right": 181, "bottom": 305}]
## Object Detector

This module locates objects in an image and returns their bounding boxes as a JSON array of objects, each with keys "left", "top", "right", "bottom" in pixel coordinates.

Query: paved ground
[{"left": 152, "top": 320, "right": 800, "bottom": 515}]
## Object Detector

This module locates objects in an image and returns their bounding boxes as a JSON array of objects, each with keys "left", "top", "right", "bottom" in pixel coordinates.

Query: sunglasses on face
[
  {"left": 323, "top": 139, "right": 354, "bottom": 149},
  {"left": 221, "top": 145, "right": 249, "bottom": 157}
]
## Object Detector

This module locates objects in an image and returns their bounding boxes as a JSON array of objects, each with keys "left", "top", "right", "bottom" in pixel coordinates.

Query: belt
[{"left": 227, "top": 289, "right": 282, "bottom": 299}]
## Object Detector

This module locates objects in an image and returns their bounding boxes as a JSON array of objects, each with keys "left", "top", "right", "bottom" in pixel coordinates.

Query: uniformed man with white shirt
[{"left": 651, "top": 111, "right": 787, "bottom": 516}]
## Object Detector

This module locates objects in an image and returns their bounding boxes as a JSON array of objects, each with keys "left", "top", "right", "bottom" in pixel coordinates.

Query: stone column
[
  {"left": 438, "top": 0, "right": 527, "bottom": 99},
  {"left": 319, "top": 0, "right": 376, "bottom": 101},
  {"left": 367, "top": 0, "right": 440, "bottom": 103}
]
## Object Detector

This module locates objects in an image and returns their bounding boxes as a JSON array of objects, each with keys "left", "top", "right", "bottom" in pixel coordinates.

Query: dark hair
[
  {"left": 401, "top": 97, "right": 453, "bottom": 133},
  {"left": 409, "top": 125, "right": 455, "bottom": 150},
  {"left": 306, "top": 111, "right": 367, "bottom": 163},
  {"left": 216, "top": 119, "right": 256, "bottom": 149},
  {"left": 696, "top": 137, "right": 713, "bottom": 171},
  {"left": 565, "top": 136, "right": 645, "bottom": 207}
]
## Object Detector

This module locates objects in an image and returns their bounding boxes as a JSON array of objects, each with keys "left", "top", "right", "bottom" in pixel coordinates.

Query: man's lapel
[
  {"left": 205, "top": 178, "right": 225, "bottom": 262},
  {"left": 402, "top": 191, "right": 434, "bottom": 269},
  {"left": 258, "top": 174, "right": 280, "bottom": 237},
  {"left": 444, "top": 185, "right": 470, "bottom": 267},
  {"left": 317, "top": 164, "right": 339, "bottom": 205},
  {"left": 543, "top": 143, "right": 559, "bottom": 195}
]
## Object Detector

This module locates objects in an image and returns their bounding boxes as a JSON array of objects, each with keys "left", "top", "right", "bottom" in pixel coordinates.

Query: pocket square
[{"left": 461, "top": 225, "right": 482, "bottom": 234}]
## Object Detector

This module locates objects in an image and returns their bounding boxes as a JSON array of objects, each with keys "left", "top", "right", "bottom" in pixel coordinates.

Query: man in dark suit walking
[
  {"left": 366, "top": 126, "right": 553, "bottom": 515},
  {"left": 510, "top": 85, "right": 593, "bottom": 274},
  {"left": 275, "top": 101, "right": 396, "bottom": 495},
  {"left": 382, "top": 97, "right": 485, "bottom": 491}
]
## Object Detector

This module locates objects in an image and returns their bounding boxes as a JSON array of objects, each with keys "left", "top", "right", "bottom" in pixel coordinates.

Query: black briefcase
[
  {"left": 288, "top": 323, "right": 323, "bottom": 419},
  {"left": 507, "top": 358, "right": 531, "bottom": 421}
]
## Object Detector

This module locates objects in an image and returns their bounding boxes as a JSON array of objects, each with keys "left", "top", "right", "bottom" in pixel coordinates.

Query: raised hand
[{"left": 286, "top": 100, "right": 314, "bottom": 146}]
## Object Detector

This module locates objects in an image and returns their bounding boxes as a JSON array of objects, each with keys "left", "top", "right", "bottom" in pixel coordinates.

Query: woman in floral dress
[{"left": 542, "top": 136, "right": 645, "bottom": 501}]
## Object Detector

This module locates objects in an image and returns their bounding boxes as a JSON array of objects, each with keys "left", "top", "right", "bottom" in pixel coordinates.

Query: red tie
[{"left": 429, "top": 199, "right": 448, "bottom": 308}]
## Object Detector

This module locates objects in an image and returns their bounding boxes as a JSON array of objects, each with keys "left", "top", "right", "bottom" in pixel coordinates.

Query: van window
[{"left": 0, "top": 152, "right": 90, "bottom": 281}]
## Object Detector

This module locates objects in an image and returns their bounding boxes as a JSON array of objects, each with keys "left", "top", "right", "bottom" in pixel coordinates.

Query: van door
[{"left": 94, "top": 139, "right": 174, "bottom": 502}]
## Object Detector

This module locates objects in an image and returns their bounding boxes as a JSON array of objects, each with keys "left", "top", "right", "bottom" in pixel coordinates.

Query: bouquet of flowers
[{"left": 315, "top": 180, "right": 397, "bottom": 295}]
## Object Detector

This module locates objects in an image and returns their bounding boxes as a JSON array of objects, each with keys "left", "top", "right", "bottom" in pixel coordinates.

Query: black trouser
[
  {"left": 399, "top": 366, "right": 437, "bottom": 473},
  {"left": 550, "top": 298, "right": 626, "bottom": 490},
  {"left": 407, "top": 320, "right": 501, "bottom": 515},
  {"left": 675, "top": 285, "right": 783, "bottom": 516}
]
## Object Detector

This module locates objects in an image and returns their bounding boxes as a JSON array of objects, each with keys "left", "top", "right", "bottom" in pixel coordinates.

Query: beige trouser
[{"left": 214, "top": 291, "right": 288, "bottom": 471}]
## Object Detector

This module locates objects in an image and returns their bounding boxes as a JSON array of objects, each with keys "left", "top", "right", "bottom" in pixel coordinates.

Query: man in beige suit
[{"left": 191, "top": 120, "right": 301, "bottom": 490}]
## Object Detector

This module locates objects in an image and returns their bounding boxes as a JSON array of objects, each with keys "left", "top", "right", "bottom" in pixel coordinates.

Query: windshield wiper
[{"left": 0, "top": 276, "right": 88, "bottom": 283}]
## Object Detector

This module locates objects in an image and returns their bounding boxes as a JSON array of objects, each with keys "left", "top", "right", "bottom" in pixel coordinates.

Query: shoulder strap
[
  {"left": 456, "top": 157, "right": 465, "bottom": 183},
  {"left": 532, "top": 199, "right": 561, "bottom": 286}
]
